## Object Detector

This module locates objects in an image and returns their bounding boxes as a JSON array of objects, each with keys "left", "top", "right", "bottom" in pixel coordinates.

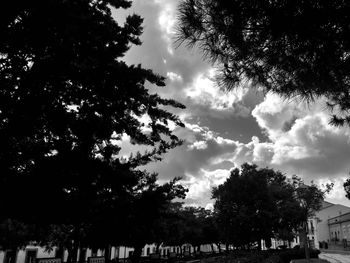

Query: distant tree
[
  {"left": 157, "top": 205, "right": 218, "bottom": 254},
  {"left": 122, "top": 175, "right": 187, "bottom": 263},
  {"left": 0, "top": 218, "right": 37, "bottom": 251},
  {"left": 177, "top": 0, "right": 350, "bottom": 125},
  {"left": 153, "top": 202, "right": 186, "bottom": 253},
  {"left": 212, "top": 163, "right": 302, "bottom": 250},
  {"left": 180, "top": 207, "right": 207, "bottom": 251},
  {"left": 200, "top": 210, "right": 220, "bottom": 253},
  {"left": 343, "top": 177, "right": 350, "bottom": 200},
  {"left": 0, "top": 0, "right": 185, "bottom": 259}
]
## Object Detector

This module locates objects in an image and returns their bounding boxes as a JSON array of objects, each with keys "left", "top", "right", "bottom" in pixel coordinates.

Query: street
[{"left": 319, "top": 253, "right": 350, "bottom": 263}]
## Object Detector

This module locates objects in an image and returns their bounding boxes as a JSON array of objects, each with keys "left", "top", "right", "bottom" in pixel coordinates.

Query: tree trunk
[
  {"left": 210, "top": 243, "right": 214, "bottom": 253},
  {"left": 67, "top": 246, "right": 79, "bottom": 263},
  {"left": 104, "top": 245, "right": 111, "bottom": 263},
  {"left": 303, "top": 222, "right": 311, "bottom": 263},
  {"left": 67, "top": 225, "right": 81, "bottom": 263},
  {"left": 217, "top": 243, "right": 221, "bottom": 253},
  {"left": 79, "top": 248, "right": 86, "bottom": 263},
  {"left": 265, "top": 238, "right": 272, "bottom": 249},
  {"left": 67, "top": 246, "right": 73, "bottom": 263},
  {"left": 257, "top": 239, "right": 262, "bottom": 250},
  {"left": 131, "top": 245, "right": 143, "bottom": 263},
  {"left": 225, "top": 243, "right": 229, "bottom": 252}
]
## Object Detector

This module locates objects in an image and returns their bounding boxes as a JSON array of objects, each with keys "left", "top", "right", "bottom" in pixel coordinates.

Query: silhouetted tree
[
  {"left": 343, "top": 177, "right": 350, "bottom": 200},
  {"left": 199, "top": 209, "right": 220, "bottom": 253},
  {"left": 212, "top": 163, "right": 302, "bottom": 250},
  {"left": 0, "top": 218, "right": 37, "bottom": 251},
  {"left": 123, "top": 175, "right": 187, "bottom": 263},
  {"left": 0, "top": 0, "right": 185, "bottom": 258},
  {"left": 177, "top": 0, "right": 350, "bottom": 125},
  {"left": 156, "top": 204, "right": 218, "bottom": 254}
]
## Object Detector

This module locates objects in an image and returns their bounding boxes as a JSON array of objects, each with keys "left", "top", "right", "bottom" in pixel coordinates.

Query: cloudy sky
[{"left": 114, "top": 0, "right": 350, "bottom": 208}]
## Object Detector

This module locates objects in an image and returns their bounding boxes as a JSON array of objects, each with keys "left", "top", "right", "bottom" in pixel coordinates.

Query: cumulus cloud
[
  {"left": 112, "top": 1, "right": 350, "bottom": 207},
  {"left": 185, "top": 68, "right": 250, "bottom": 114},
  {"left": 251, "top": 94, "right": 350, "bottom": 180},
  {"left": 184, "top": 168, "right": 231, "bottom": 205},
  {"left": 177, "top": 94, "right": 350, "bottom": 207}
]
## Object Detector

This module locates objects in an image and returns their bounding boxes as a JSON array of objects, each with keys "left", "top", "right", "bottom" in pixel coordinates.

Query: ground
[{"left": 319, "top": 253, "right": 350, "bottom": 263}]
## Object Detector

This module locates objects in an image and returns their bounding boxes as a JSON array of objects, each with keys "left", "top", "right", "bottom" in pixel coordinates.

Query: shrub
[{"left": 276, "top": 248, "right": 320, "bottom": 263}]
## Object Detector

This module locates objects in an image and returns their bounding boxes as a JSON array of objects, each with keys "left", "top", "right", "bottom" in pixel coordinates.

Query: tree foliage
[
  {"left": 291, "top": 177, "right": 332, "bottom": 262},
  {"left": 212, "top": 163, "right": 305, "bottom": 248},
  {"left": 0, "top": 0, "right": 184, "bottom": 222},
  {"left": 344, "top": 176, "right": 350, "bottom": 200},
  {"left": 0, "top": 0, "right": 186, "bottom": 256},
  {"left": 177, "top": 0, "right": 350, "bottom": 125}
]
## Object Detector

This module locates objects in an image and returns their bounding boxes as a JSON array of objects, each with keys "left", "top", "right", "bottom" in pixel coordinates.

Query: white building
[
  {"left": 290, "top": 201, "right": 350, "bottom": 249},
  {"left": 315, "top": 201, "right": 350, "bottom": 245},
  {"left": 0, "top": 243, "right": 216, "bottom": 263}
]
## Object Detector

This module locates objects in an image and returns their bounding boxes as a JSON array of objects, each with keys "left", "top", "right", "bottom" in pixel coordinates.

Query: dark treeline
[{"left": 0, "top": 163, "right": 331, "bottom": 263}]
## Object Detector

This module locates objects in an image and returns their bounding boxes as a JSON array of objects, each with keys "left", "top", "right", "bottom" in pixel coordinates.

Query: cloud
[
  {"left": 184, "top": 68, "right": 251, "bottom": 117},
  {"left": 112, "top": 1, "right": 350, "bottom": 208},
  {"left": 241, "top": 94, "right": 350, "bottom": 205},
  {"left": 183, "top": 168, "right": 231, "bottom": 205}
]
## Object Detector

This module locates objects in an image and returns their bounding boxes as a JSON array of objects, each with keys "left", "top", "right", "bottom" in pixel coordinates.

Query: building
[
  {"left": 315, "top": 201, "right": 350, "bottom": 246},
  {"left": 328, "top": 211, "right": 350, "bottom": 247},
  {"left": 271, "top": 201, "right": 350, "bottom": 250},
  {"left": 0, "top": 243, "right": 216, "bottom": 263}
]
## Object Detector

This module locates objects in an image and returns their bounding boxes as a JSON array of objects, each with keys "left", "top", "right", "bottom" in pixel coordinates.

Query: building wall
[
  {"left": 315, "top": 203, "right": 350, "bottom": 243},
  {"left": 328, "top": 212, "right": 350, "bottom": 242},
  {"left": 0, "top": 243, "right": 217, "bottom": 263}
]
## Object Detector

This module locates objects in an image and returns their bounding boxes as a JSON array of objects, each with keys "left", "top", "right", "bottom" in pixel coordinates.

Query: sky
[{"left": 114, "top": 0, "right": 350, "bottom": 208}]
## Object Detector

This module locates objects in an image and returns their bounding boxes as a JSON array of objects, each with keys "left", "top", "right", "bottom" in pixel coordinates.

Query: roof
[{"left": 322, "top": 201, "right": 335, "bottom": 210}]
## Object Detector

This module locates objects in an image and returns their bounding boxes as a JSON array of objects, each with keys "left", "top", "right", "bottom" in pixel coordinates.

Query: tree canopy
[
  {"left": 0, "top": 0, "right": 184, "bottom": 222},
  {"left": 0, "top": 0, "right": 187, "bottom": 256},
  {"left": 212, "top": 163, "right": 308, "bottom": 249},
  {"left": 177, "top": 0, "right": 350, "bottom": 125}
]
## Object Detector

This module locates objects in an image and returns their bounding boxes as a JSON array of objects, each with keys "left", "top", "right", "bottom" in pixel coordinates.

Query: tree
[
  {"left": 154, "top": 204, "right": 218, "bottom": 255},
  {"left": 0, "top": 0, "right": 185, "bottom": 257},
  {"left": 292, "top": 178, "right": 332, "bottom": 262},
  {"left": 180, "top": 207, "right": 207, "bottom": 251},
  {"left": 0, "top": 218, "right": 37, "bottom": 251},
  {"left": 212, "top": 163, "right": 302, "bottom": 250},
  {"left": 343, "top": 177, "right": 350, "bottom": 200},
  {"left": 177, "top": 0, "right": 350, "bottom": 125},
  {"left": 198, "top": 209, "right": 220, "bottom": 253},
  {"left": 121, "top": 175, "right": 187, "bottom": 263}
]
